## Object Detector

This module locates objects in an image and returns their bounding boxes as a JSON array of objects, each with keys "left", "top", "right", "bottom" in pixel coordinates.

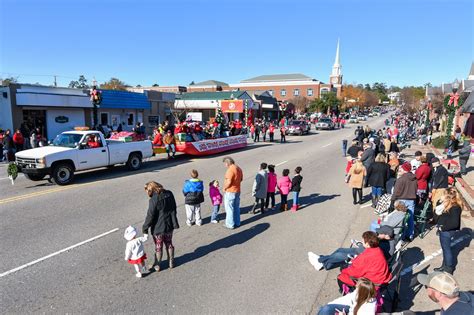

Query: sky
[{"left": 0, "top": 0, "right": 473, "bottom": 88}]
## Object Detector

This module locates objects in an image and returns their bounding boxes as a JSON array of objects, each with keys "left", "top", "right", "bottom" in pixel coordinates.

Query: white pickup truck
[{"left": 15, "top": 130, "right": 153, "bottom": 185}]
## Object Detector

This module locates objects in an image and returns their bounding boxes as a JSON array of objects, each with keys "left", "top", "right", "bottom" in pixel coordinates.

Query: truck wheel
[
  {"left": 127, "top": 153, "right": 142, "bottom": 170},
  {"left": 24, "top": 174, "right": 45, "bottom": 181},
  {"left": 52, "top": 163, "right": 74, "bottom": 185}
]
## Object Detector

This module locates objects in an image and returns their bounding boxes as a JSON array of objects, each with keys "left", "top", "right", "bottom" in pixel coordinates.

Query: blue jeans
[
  {"left": 371, "top": 186, "right": 384, "bottom": 197},
  {"left": 440, "top": 230, "right": 455, "bottom": 268},
  {"left": 224, "top": 192, "right": 240, "bottom": 228},
  {"left": 399, "top": 199, "right": 415, "bottom": 238},
  {"left": 318, "top": 247, "right": 363, "bottom": 270},
  {"left": 292, "top": 191, "right": 299, "bottom": 207},
  {"left": 211, "top": 204, "right": 220, "bottom": 221},
  {"left": 318, "top": 304, "right": 350, "bottom": 315}
]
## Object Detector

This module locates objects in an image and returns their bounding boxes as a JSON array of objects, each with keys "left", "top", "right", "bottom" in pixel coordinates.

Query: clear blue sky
[{"left": 1, "top": 0, "right": 472, "bottom": 88}]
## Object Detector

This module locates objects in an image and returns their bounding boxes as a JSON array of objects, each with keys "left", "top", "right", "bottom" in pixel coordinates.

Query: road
[{"left": 0, "top": 116, "right": 386, "bottom": 314}]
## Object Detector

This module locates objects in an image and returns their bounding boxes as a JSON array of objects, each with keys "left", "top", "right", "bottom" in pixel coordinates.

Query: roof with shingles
[
  {"left": 462, "top": 92, "right": 474, "bottom": 113},
  {"left": 176, "top": 91, "right": 249, "bottom": 100},
  {"left": 241, "top": 73, "right": 315, "bottom": 83},
  {"left": 191, "top": 80, "right": 229, "bottom": 86}
]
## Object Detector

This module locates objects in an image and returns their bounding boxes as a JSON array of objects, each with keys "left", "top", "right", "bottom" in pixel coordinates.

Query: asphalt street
[{"left": 0, "top": 116, "right": 387, "bottom": 314}]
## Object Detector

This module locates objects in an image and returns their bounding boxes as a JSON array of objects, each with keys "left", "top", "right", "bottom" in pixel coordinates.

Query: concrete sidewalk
[{"left": 389, "top": 137, "right": 474, "bottom": 314}]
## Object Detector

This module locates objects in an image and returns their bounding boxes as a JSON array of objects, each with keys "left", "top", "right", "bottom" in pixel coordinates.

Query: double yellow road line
[{"left": 0, "top": 182, "right": 95, "bottom": 205}]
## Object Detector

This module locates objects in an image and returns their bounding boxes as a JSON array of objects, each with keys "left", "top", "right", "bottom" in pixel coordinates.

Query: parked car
[
  {"left": 357, "top": 115, "right": 367, "bottom": 121},
  {"left": 348, "top": 116, "right": 359, "bottom": 123},
  {"left": 315, "top": 118, "right": 335, "bottom": 130},
  {"left": 16, "top": 130, "right": 154, "bottom": 185},
  {"left": 286, "top": 120, "right": 310, "bottom": 135}
]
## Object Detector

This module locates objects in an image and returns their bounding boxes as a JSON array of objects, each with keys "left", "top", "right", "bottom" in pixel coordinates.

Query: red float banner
[{"left": 220, "top": 100, "right": 244, "bottom": 113}]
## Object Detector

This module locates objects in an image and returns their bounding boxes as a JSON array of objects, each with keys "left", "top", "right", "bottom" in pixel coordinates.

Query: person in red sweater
[
  {"left": 13, "top": 129, "right": 25, "bottom": 152},
  {"left": 337, "top": 231, "right": 392, "bottom": 293},
  {"left": 415, "top": 156, "right": 431, "bottom": 205},
  {"left": 152, "top": 129, "right": 163, "bottom": 146}
]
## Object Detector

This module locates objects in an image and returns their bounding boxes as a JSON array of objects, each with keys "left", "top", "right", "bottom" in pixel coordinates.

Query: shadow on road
[
  {"left": 298, "top": 193, "right": 341, "bottom": 210},
  {"left": 174, "top": 223, "right": 270, "bottom": 268}
]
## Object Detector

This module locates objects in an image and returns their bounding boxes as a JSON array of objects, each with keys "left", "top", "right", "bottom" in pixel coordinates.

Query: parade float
[{"left": 152, "top": 101, "right": 249, "bottom": 156}]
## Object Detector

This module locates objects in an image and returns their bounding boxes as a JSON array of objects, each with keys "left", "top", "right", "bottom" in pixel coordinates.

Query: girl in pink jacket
[
  {"left": 209, "top": 180, "right": 223, "bottom": 223},
  {"left": 277, "top": 169, "right": 292, "bottom": 211},
  {"left": 266, "top": 165, "right": 277, "bottom": 209}
]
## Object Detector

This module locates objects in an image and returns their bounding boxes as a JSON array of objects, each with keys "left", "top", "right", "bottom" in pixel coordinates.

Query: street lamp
[
  {"left": 444, "top": 79, "right": 462, "bottom": 149},
  {"left": 425, "top": 96, "right": 432, "bottom": 126},
  {"left": 90, "top": 78, "right": 102, "bottom": 129}
]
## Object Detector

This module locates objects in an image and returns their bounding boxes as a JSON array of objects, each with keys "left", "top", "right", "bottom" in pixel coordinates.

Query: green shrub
[{"left": 432, "top": 136, "right": 447, "bottom": 149}]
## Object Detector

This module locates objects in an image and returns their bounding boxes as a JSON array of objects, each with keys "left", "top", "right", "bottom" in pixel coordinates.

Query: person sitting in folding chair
[
  {"left": 308, "top": 231, "right": 394, "bottom": 276},
  {"left": 336, "top": 232, "right": 392, "bottom": 294}
]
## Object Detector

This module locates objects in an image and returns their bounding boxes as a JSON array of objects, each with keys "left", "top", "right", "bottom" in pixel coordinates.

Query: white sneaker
[
  {"left": 135, "top": 272, "right": 142, "bottom": 278},
  {"left": 211, "top": 220, "right": 219, "bottom": 224},
  {"left": 186, "top": 221, "right": 192, "bottom": 227},
  {"left": 308, "top": 252, "right": 324, "bottom": 270},
  {"left": 196, "top": 222, "right": 202, "bottom": 226}
]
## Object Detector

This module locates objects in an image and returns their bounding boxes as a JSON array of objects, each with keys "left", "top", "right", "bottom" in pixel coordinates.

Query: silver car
[{"left": 315, "top": 118, "right": 335, "bottom": 130}]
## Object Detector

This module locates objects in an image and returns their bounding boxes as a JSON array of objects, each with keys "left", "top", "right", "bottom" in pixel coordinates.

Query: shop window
[
  {"left": 307, "top": 88, "right": 313, "bottom": 96},
  {"left": 293, "top": 89, "right": 299, "bottom": 96},
  {"left": 127, "top": 113, "right": 134, "bottom": 126},
  {"left": 320, "top": 88, "right": 330, "bottom": 95},
  {"left": 100, "top": 113, "right": 109, "bottom": 125},
  {"left": 280, "top": 89, "right": 286, "bottom": 96}
]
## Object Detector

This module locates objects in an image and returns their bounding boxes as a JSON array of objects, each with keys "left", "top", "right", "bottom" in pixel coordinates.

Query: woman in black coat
[
  {"left": 142, "top": 181, "right": 180, "bottom": 272},
  {"left": 433, "top": 188, "right": 463, "bottom": 274},
  {"left": 366, "top": 153, "right": 391, "bottom": 208}
]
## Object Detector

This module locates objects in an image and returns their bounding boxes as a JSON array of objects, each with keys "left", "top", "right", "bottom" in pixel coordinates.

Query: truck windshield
[{"left": 52, "top": 133, "right": 83, "bottom": 148}]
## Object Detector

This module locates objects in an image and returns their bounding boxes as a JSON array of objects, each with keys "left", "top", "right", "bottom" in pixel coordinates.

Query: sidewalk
[
  {"left": 393, "top": 136, "right": 474, "bottom": 313},
  {"left": 402, "top": 135, "right": 474, "bottom": 214}
]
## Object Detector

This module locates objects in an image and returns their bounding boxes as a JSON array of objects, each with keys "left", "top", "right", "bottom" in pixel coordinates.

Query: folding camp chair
[{"left": 415, "top": 199, "right": 432, "bottom": 239}]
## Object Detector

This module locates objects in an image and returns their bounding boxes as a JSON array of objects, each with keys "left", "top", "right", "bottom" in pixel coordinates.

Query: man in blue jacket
[{"left": 183, "top": 169, "right": 204, "bottom": 226}]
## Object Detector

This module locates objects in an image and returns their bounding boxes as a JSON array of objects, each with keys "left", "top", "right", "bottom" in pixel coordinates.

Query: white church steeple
[{"left": 330, "top": 38, "right": 342, "bottom": 85}]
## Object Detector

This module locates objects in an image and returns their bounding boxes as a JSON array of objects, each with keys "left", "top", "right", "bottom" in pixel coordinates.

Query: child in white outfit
[{"left": 124, "top": 226, "right": 148, "bottom": 278}]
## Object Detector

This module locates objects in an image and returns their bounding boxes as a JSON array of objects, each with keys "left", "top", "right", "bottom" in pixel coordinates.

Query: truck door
[{"left": 76, "top": 133, "right": 109, "bottom": 170}]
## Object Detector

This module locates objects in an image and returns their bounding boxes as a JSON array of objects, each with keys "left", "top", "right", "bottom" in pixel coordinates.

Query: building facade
[
  {"left": 187, "top": 80, "right": 229, "bottom": 92},
  {"left": 1, "top": 84, "right": 92, "bottom": 140},
  {"left": 174, "top": 91, "right": 257, "bottom": 122}
]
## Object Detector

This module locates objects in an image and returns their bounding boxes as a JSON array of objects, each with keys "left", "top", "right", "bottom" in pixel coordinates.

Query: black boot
[
  {"left": 371, "top": 197, "right": 377, "bottom": 208},
  {"left": 167, "top": 247, "right": 175, "bottom": 269},
  {"left": 434, "top": 261, "right": 445, "bottom": 272},
  {"left": 150, "top": 250, "right": 163, "bottom": 272}
]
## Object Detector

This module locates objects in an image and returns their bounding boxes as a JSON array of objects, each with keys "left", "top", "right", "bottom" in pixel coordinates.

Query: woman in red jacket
[
  {"left": 415, "top": 156, "right": 431, "bottom": 205},
  {"left": 337, "top": 231, "right": 392, "bottom": 293},
  {"left": 13, "top": 129, "right": 24, "bottom": 152}
]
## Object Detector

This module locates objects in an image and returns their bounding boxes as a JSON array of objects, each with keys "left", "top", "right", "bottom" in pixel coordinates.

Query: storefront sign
[
  {"left": 220, "top": 100, "right": 244, "bottom": 113},
  {"left": 262, "top": 104, "right": 274, "bottom": 109},
  {"left": 186, "top": 112, "right": 203, "bottom": 121},
  {"left": 55, "top": 116, "right": 69, "bottom": 123},
  {"left": 148, "top": 115, "right": 160, "bottom": 125},
  {"left": 191, "top": 135, "right": 247, "bottom": 152}
]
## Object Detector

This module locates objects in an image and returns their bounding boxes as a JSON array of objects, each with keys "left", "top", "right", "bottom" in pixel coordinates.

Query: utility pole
[{"left": 54, "top": 75, "right": 57, "bottom": 87}]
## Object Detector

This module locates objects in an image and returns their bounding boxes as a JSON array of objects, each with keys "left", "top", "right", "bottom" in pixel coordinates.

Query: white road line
[
  {"left": 321, "top": 143, "right": 332, "bottom": 148},
  {"left": 276, "top": 160, "right": 288, "bottom": 167},
  {"left": 400, "top": 234, "right": 471, "bottom": 276},
  {"left": 0, "top": 228, "right": 119, "bottom": 278},
  {"left": 360, "top": 204, "right": 372, "bottom": 208}
]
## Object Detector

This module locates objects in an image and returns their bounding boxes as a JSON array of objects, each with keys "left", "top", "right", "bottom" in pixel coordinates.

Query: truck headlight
[{"left": 36, "top": 157, "right": 47, "bottom": 168}]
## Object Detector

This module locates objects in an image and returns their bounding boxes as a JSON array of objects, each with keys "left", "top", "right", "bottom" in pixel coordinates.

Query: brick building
[{"left": 226, "top": 39, "right": 343, "bottom": 103}]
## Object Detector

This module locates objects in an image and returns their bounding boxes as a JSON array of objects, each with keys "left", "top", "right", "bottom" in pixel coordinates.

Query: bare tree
[{"left": 288, "top": 96, "right": 310, "bottom": 113}]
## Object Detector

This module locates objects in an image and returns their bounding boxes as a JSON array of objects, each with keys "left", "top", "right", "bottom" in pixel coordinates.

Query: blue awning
[{"left": 99, "top": 90, "right": 151, "bottom": 109}]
